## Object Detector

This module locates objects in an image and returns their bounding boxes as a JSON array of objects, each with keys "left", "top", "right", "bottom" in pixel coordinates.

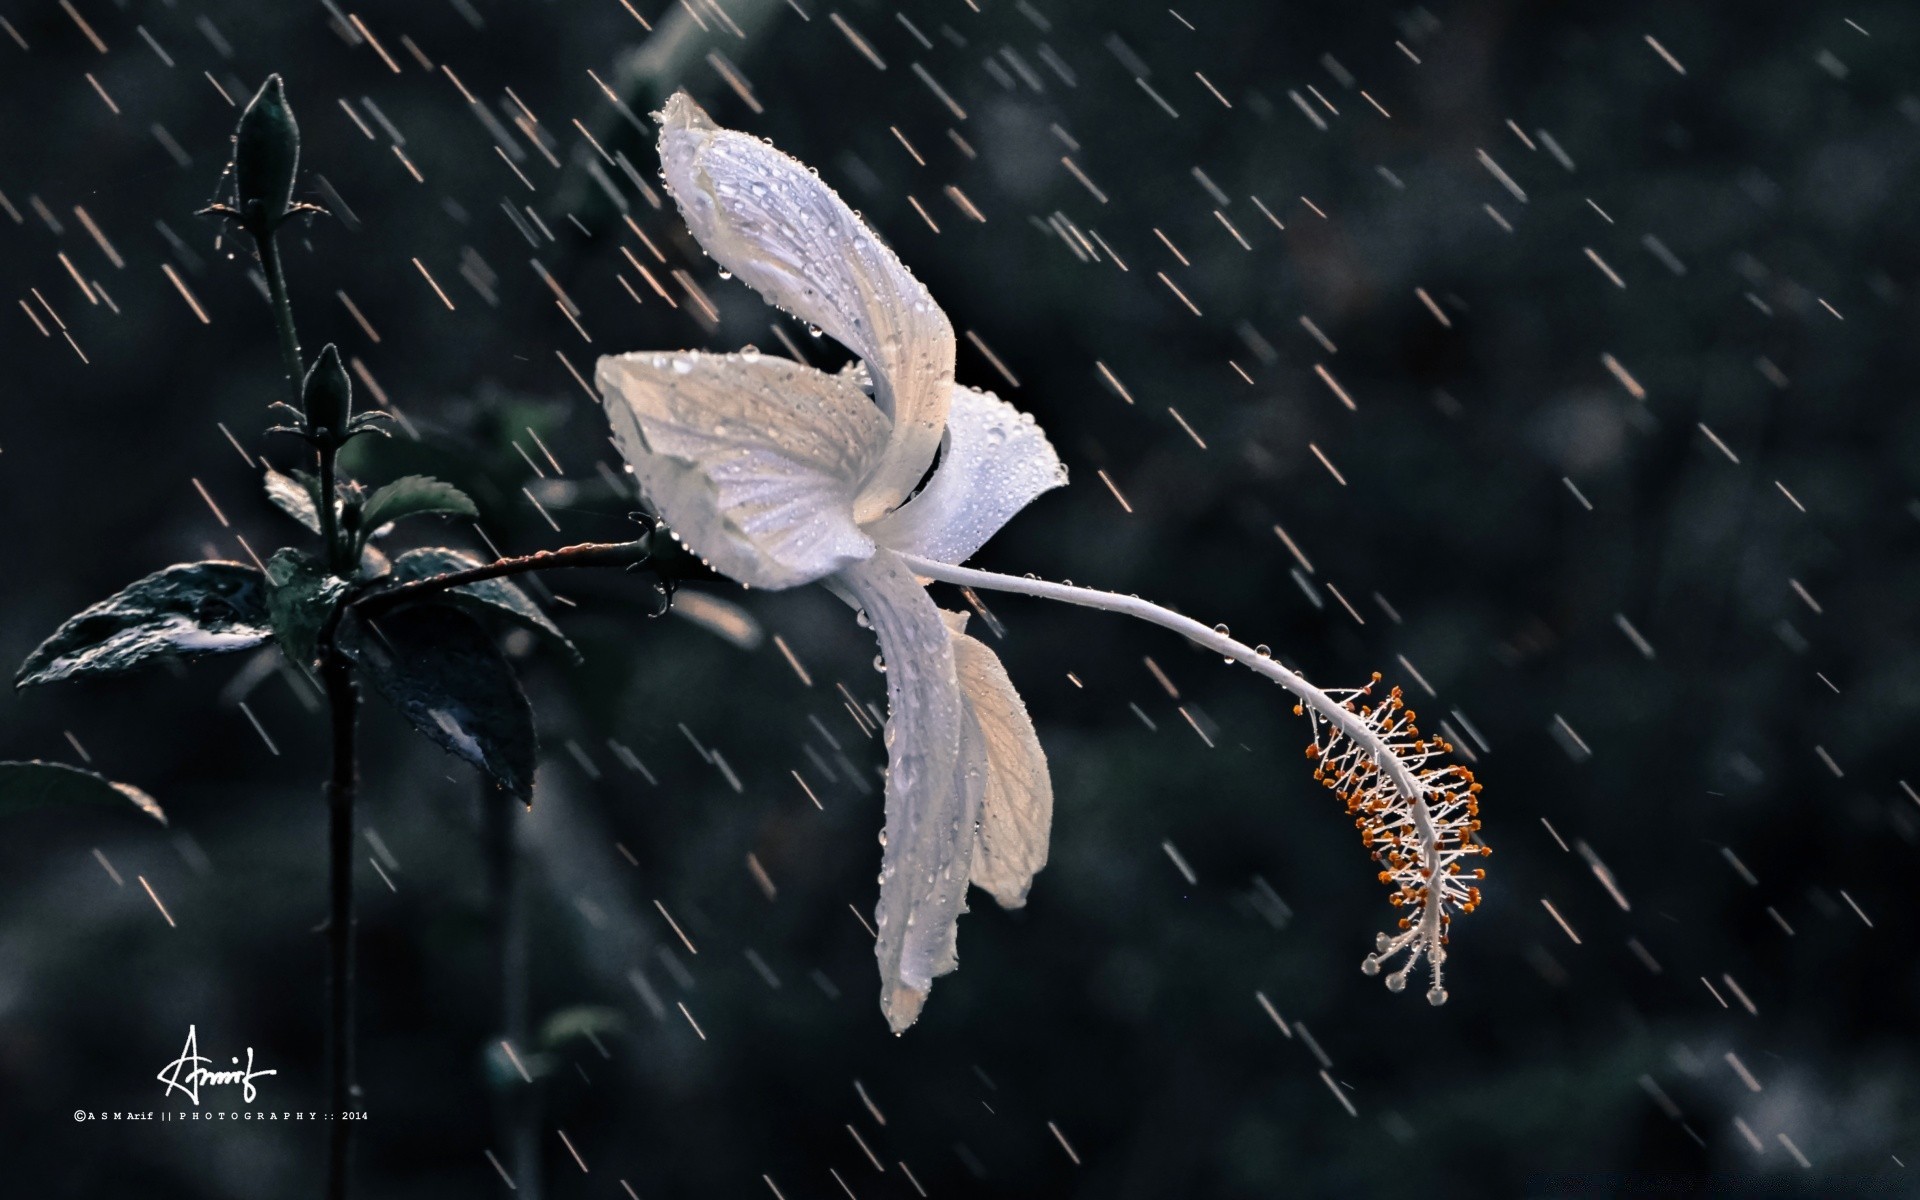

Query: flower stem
[
  {"left": 353, "top": 540, "right": 657, "bottom": 619},
  {"left": 255, "top": 225, "right": 352, "bottom": 574},
  {"left": 896, "top": 554, "right": 1430, "bottom": 808},
  {"left": 251, "top": 216, "right": 358, "bottom": 1198},
  {"left": 255, "top": 229, "right": 304, "bottom": 411}
]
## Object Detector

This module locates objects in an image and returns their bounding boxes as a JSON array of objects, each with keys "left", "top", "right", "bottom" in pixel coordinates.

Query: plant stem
[
  {"left": 320, "top": 641, "right": 359, "bottom": 1200},
  {"left": 256, "top": 225, "right": 350, "bottom": 572},
  {"left": 254, "top": 217, "right": 358, "bottom": 1199},
  {"left": 896, "top": 553, "right": 1433, "bottom": 812},
  {"left": 256, "top": 229, "right": 304, "bottom": 410},
  {"left": 353, "top": 540, "right": 655, "bottom": 618}
]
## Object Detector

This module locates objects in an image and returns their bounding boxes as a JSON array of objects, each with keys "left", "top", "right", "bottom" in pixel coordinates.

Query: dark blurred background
[{"left": 2, "top": 0, "right": 1917, "bottom": 1196}]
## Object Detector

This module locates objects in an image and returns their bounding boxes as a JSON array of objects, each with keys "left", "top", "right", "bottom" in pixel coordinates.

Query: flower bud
[
  {"left": 233, "top": 74, "right": 300, "bottom": 226},
  {"left": 301, "top": 344, "right": 352, "bottom": 438}
]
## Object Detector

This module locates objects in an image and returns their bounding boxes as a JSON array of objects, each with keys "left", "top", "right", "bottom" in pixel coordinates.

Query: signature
[{"left": 156, "top": 1025, "right": 277, "bottom": 1106}]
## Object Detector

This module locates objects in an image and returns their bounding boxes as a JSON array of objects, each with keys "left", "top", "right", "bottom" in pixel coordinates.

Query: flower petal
[
  {"left": 836, "top": 550, "right": 976, "bottom": 1033},
  {"left": 867, "top": 386, "right": 1068, "bottom": 565},
  {"left": 657, "top": 94, "right": 954, "bottom": 523},
  {"left": 597, "top": 350, "right": 886, "bottom": 589},
  {"left": 948, "top": 621, "right": 1053, "bottom": 908}
]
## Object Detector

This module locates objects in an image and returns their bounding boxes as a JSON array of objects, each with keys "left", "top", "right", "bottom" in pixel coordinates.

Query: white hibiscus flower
[
  {"left": 596, "top": 94, "right": 1062, "bottom": 1032},
  {"left": 597, "top": 94, "right": 1491, "bottom": 1030}
]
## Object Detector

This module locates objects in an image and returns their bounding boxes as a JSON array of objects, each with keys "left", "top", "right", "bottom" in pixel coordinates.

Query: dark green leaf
[
  {"left": 16, "top": 562, "right": 272, "bottom": 688},
  {"left": 263, "top": 465, "right": 322, "bottom": 533},
  {"left": 0, "top": 761, "right": 166, "bottom": 824},
  {"left": 344, "top": 607, "right": 535, "bottom": 801},
  {"left": 265, "top": 548, "right": 348, "bottom": 666},
  {"left": 388, "top": 547, "right": 577, "bottom": 658},
  {"left": 359, "top": 475, "right": 478, "bottom": 544}
]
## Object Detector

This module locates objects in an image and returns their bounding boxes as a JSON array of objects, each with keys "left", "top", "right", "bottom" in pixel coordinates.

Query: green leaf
[
  {"left": 263, "top": 465, "right": 322, "bottom": 533},
  {"left": 344, "top": 607, "right": 536, "bottom": 801},
  {"left": 537, "top": 1005, "right": 627, "bottom": 1052},
  {"left": 387, "top": 547, "right": 577, "bottom": 658},
  {"left": 0, "top": 761, "right": 166, "bottom": 824},
  {"left": 264, "top": 548, "right": 348, "bottom": 666},
  {"left": 16, "top": 562, "right": 272, "bottom": 688},
  {"left": 358, "top": 476, "right": 478, "bottom": 545}
]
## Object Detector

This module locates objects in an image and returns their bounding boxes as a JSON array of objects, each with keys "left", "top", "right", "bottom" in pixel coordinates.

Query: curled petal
[
  {"left": 866, "top": 386, "right": 1068, "bottom": 566},
  {"left": 657, "top": 94, "right": 954, "bottom": 523},
  {"left": 940, "top": 613, "right": 1053, "bottom": 907},
  {"left": 836, "top": 551, "right": 975, "bottom": 1033},
  {"left": 597, "top": 350, "right": 886, "bottom": 589}
]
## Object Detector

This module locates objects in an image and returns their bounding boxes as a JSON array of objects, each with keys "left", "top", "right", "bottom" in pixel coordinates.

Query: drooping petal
[
  {"left": 947, "top": 620, "right": 1053, "bottom": 908},
  {"left": 597, "top": 350, "right": 887, "bottom": 589},
  {"left": 656, "top": 94, "right": 954, "bottom": 524},
  {"left": 866, "top": 386, "right": 1068, "bottom": 566},
  {"left": 836, "top": 550, "right": 976, "bottom": 1033}
]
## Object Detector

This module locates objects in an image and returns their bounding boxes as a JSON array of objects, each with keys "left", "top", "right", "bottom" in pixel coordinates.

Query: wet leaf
[
  {"left": 0, "top": 761, "right": 166, "bottom": 824},
  {"left": 344, "top": 606, "right": 535, "bottom": 802},
  {"left": 358, "top": 475, "right": 478, "bottom": 544},
  {"left": 386, "top": 547, "right": 576, "bottom": 658},
  {"left": 263, "top": 465, "right": 322, "bottom": 533},
  {"left": 15, "top": 562, "right": 272, "bottom": 688},
  {"left": 264, "top": 548, "right": 348, "bottom": 667}
]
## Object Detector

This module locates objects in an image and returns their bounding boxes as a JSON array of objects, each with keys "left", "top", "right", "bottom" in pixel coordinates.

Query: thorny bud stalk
[
  {"left": 233, "top": 74, "right": 300, "bottom": 231},
  {"left": 302, "top": 345, "right": 353, "bottom": 445}
]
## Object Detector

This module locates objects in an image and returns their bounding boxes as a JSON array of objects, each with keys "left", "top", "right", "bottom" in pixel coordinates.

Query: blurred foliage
[{"left": 1, "top": 0, "right": 1917, "bottom": 1196}]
